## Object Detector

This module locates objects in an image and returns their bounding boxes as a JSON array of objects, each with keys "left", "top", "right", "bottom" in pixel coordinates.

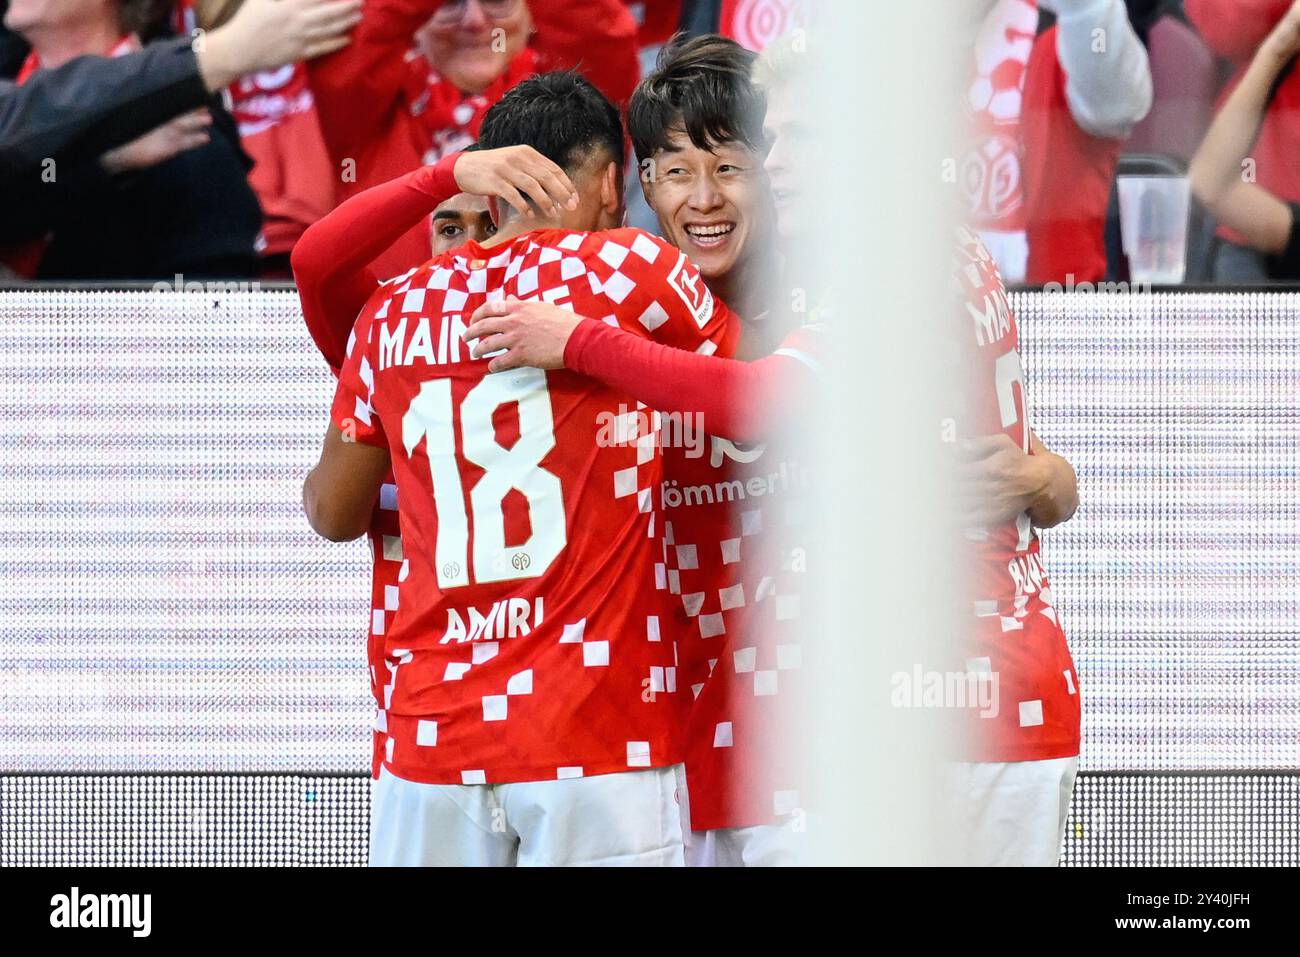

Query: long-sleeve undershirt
[{"left": 291, "top": 151, "right": 462, "bottom": 372}]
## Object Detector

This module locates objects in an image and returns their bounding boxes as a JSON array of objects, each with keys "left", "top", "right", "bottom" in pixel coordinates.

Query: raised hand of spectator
[
  {"left": 197, "top": 0, "right": 365, "bottom": 90},
  {"left": 1038, "top": 0, "right": 1153, "bottom": 139},
  {"left": 1260, "top": 0, "right": 1300, "bottom": 61},
  {"left": 101, "top": 109, "right": 213, "bottom": 175}
]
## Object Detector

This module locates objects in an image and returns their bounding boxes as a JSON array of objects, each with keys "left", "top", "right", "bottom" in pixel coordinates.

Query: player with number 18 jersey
[{"left": 332, "top": 226, "right": 738, "bottom": 786}]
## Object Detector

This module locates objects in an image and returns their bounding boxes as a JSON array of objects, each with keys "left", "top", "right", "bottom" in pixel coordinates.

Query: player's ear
[{"left": 600, "top": 160, "right": 621, "bottom": 216}]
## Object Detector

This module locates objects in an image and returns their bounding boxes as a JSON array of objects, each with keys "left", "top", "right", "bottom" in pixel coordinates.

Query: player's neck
[
  {"left": 710, "top": 246, "right": 779, "bottom": 325},
  {"left": 479, "top": 212, "right": 567, "bottom": 250},
  {"left": 27, "top": 19, "right": 122, "bottom": 69}
]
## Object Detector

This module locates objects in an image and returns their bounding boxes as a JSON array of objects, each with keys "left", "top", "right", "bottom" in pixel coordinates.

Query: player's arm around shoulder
[{"left": 303, "top": 423, "right": 392, "bottom": 541}]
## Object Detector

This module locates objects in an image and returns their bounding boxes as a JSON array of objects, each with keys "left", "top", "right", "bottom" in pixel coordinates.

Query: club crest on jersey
[{"left": 667, "top": 251, "right": 714, "bottom": 329}]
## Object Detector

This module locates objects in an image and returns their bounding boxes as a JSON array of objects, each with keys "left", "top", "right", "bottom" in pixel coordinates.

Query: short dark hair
[
  {"left": 478, "top": 71, "right": 625, "bottom": 173},
  {"left": 628, "top": 33, "right": 766, "bottom": 163}
]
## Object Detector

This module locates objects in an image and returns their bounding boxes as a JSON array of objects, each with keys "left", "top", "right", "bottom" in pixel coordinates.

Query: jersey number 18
[{"left": 402, "top": 369, "right": 567, "bottom": 588}]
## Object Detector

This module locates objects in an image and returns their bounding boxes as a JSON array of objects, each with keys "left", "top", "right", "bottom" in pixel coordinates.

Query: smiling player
[
  {"left": 302, "top": 72, "right": 740, "bottom": 866},
  {"left": 629, "top": 34, "right": 778, "bottom": 327},
  {"left": 464, "top": 34, "right": 821, "bottom": 866}
]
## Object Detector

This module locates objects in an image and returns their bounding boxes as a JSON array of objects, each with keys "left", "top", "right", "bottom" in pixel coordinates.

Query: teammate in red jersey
[
  {"left": 292, "top": 142, "right": 571, "bottom": 782},
  {"left": 430, "top": 192, "right": 496, "bottom": 252},
  {"left": 464, "top": 33, "right": 821, "bottom": 866},
  {"left": 947, "top": 224, "right": 1080, "bottom": 866},
  {"left": 461, "top": 33, "right": 1082, "bottom": 867},
  {"left": 302, "top": 72, "right": 739, "bottom": 866}
]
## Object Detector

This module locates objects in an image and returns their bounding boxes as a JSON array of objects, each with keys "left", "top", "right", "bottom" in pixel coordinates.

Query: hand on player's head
[
  {"left": 462, "top": 297, "right": 582, "bottom": 373},
  {"left": 451, "top": 146, "right": 580, "bottom": 221},
  {"left": 476, "top": 71, "right": 626, "bottom": 228}
]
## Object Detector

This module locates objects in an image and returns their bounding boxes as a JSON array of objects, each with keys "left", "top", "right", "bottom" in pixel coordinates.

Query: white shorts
[
  {"left": 369, "top": 764, "right": 686, "bottom": 867},
  {"left": 685, "top": 821, "right": 806, "bottom": 867},
  {"left": 944, "top": 755, "right": 1079, "bottom": 866}
]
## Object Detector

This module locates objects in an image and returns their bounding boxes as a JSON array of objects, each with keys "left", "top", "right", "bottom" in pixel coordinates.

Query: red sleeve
[
  {"left": 530, "top": 0, "right": 641, "bottom": 106},
  {"left": 292, "top": 151, "right": 462, "bottom": 373},
  {"left": 564, "top": 319, "right": 821, "bottom": 445},
  {"left": 307, "top": 0, "right": 447, "bottom": 163},
  {"left": 1184, "top": 0, "right": 1289, "bottom": 61},
  {"left": 331, "top": 310, "right": 389, "bottom": 450}
]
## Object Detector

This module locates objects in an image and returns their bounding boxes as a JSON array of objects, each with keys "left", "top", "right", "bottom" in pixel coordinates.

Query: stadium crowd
[{"left": 5, "top": 0, "right": 1300, "bottom": 284}]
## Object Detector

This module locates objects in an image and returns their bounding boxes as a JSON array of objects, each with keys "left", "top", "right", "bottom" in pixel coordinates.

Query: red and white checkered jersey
[
  {"left": 364, "top": 488, "right": 402, "bottom": 779},
  {"left": 664, "top": 323, "right": 822, "bottom": 831},
  {"left": 953, "top": 225, "right": 1079, "bottom": 762},
  {"left": 332, "top": 227, "right": 739, "bottom": 785}
]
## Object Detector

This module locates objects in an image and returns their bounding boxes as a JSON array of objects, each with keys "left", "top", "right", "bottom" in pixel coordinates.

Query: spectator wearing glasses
[{"left": 307, "top": 0, "right": 640, "bottom": 278}]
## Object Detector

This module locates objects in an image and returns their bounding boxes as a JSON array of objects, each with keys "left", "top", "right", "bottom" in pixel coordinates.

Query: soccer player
[
  {"left": 462, "top": 32, "right": 1082, "bottom": 867},
  {"left": 628, "top": 35, "right": 779, "bottom": 329},
  {"left": 293, "top": 140, "right": 578, "bottom": 784},
  {"left": 463, "top": 33, "right": 822, "bottom": 866},
  {"left": 949, "top": 225, "right": 1080, "bottom": 866},
  {"left": 430, "top": 192, "right": 496, "bottom": 253},
  {"left": 301, "top": 71, "right": 739, "bottom": 866}
]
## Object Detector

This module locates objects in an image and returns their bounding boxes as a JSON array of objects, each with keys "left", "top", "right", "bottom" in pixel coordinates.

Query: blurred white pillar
[{"left": 798, "top": 0, "right": 965, "bottom": 866}]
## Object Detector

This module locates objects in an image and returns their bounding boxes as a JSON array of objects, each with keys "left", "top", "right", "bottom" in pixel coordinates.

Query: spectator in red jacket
[
  {"left": 307, "top": 0, "right": 640, "bottom": 278},
  {"left": 962, "top": 0, "right": 1152, "bottom": 286},
  {"left": 1185, "top": 0, "right": 1300, "bottom": 279},
  {"left": 226, "top": 63, "right": 336, "bottom": 275}
]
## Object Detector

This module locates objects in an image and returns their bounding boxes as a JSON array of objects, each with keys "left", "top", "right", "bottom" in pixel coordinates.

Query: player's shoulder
[
  {"left": 567, "top": 227, "right": 680, "bottom": 275},
  {"left": 952, "top": 224, "right": 1005, "bottom": 283}
]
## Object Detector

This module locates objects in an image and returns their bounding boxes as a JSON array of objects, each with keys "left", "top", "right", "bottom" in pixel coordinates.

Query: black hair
[
  {"left": 628, "top": 33, "right": 766, "bottom": 164},
  {"left": 478, "top": 70, "right": 625, "bottom": 173}
]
